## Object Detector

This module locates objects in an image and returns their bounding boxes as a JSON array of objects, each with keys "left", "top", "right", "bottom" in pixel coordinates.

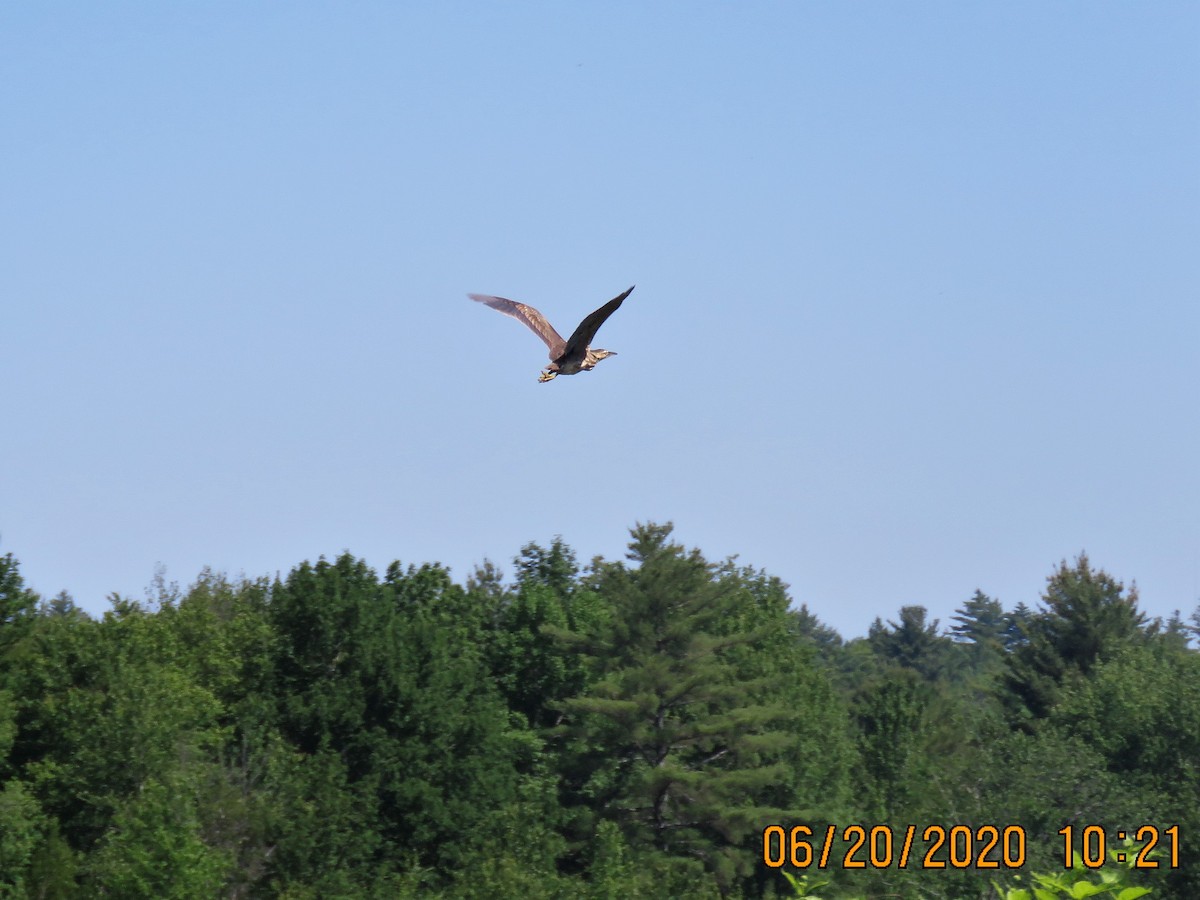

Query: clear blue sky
[{"left": 3, "top": 3, "right": 1197, "bottom": 638}]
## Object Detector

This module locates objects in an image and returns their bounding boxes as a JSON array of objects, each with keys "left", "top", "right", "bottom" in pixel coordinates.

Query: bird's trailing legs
[{"left": 469, "top": 285, "right": 632, "bottom": 383}]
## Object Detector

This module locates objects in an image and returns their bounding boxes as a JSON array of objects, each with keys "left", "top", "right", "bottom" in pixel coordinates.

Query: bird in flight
[{"left": 468, "top": 285, "right": 634, "bottom": 382}]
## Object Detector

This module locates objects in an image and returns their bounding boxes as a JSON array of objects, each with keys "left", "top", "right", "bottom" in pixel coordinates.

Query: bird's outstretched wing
[
  {"left": 562, "top": 286, "right": 635, "bottom": 357},
  {"left": 468, "top": 294, "right": 566, "bottom": 359}
]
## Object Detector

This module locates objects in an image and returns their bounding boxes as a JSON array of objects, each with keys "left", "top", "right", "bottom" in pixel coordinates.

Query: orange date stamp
[
  {"left": 763, "top": 824, "right": 1181, "bottom": 871},
  {"left": 764, "top": 824, "right": 1030, "bottom": 870}
]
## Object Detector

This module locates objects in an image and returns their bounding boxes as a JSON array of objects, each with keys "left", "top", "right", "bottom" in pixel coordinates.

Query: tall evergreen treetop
[
  {"left": 948, "top": 590, "right": 1008, "bottom": 676},
  {"left": 1036, "top": 552, "right": 1146, "bottom": 674},
  {"left": 551, "top": 523, "right": 815, "bottom": 891},
  {"left": 867, "top": 605, "right": 952, "bottom": 680},
  {"left": 516, "top": 536, "right": 580, "bottom": 597},
  {"left": 949, "top": 590, "right": 1005, "bottom": 647},
  {"left": 1003, "top": 553, "right": 1149, "bottom": 726},
  {"left": 0, "top": 552, "right": 38, "bottom": 649}
]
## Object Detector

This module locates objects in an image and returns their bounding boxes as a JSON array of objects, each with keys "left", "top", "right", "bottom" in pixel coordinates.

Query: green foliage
[
  {"left": 0, "top": 537, "right": 1195, "bottom": 899},
  {"left": 975, "top": 728, "right": 1151, "bottom": 869},
  {"left": 0, "top": 778, "right": 45, "bottom": 898},
  {"left": 714, "top": 563, "right": 853, "bottom": 825},
  {"left": 0, "top": 551, "right": 39, "bottom": 634},
  {"left": 867, "top": 605, "right": 955, "bottom": 680},
  {"left": 851, "top": 667, "right": 932, "bottom": 819},
  {"left": 263, "top": 553, "right": 549, "bottom": 887},
  {"left": 790, "top": 603, "right": 844, "bottom": 666},
  {"left": 950, "top": 590, "right": 1008, "bottom": 675},
  {"left": 1036, "top": 555, "right": 1147, "bottom": 673},
  {"left": 1004, "top": 554, "right": 1148, "bottom": 726},
  {"left": 550, "top": 523, "right": 833, "bottom": 892},
  {"left": 489, "top": 581, "right": 581, "bottom": 728},
  {"left": 1052, "top": 644, "right": 1200, "bottom": 897},
  {"left": 88, "top": 775, "right": 232, "bottom": 898},
  {"left": 780, "top": 871, "right": 836, "bottom": 899},
  {"left": 0, "top": 690, "right": 15, "bottom": 773},
  {"left": 26, "top": 820, "right": 76, "bottom": 900}
]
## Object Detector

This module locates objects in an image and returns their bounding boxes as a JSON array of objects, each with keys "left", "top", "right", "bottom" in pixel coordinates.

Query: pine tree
[
  {"left": 1002, "top": 601, "right": 1034, "bottom": 651},
  {"left": 1003, "top": 553, "right": 1147, "bottom": 726},
  {"left": 867, "top": 605, "right": 953, "bottom": 680},
  {"left": 949, "top": 590, "right": 1005, "bottom": 646},
  {"left": 949, "top": 590, "right": 1007, "bottom": 674},
  {"left": 550, "top": 523, "right": 808, "bottom": 890},
  {"left": 0, "top": 552, "right": 38, "bottom": 656}
]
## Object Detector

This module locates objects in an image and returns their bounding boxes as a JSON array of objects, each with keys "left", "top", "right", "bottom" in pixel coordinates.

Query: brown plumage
[{"left": 468, "top": 286, "right": 634, "bottom": 382}]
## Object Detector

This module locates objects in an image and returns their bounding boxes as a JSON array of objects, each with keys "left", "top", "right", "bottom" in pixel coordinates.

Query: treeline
[{"left": 0, "top": 524, "right": 1196, "bottom": 898}]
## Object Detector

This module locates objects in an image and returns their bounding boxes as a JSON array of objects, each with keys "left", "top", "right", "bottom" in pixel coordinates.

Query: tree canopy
[{"left": 0, "top": 534, "right": 1193, "bottom": 898}]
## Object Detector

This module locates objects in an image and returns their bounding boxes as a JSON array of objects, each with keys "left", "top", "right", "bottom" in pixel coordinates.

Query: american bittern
[{"left": 468, "top": 286, "right": 634, "bottom": 382}]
